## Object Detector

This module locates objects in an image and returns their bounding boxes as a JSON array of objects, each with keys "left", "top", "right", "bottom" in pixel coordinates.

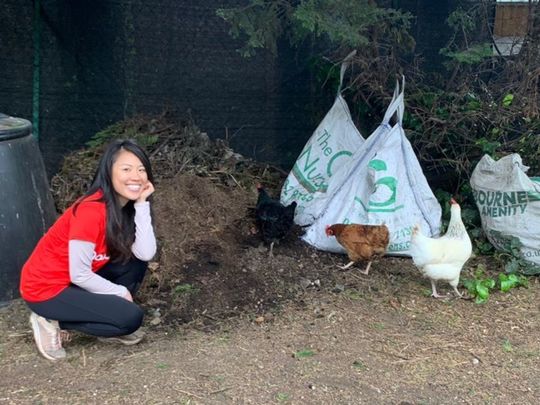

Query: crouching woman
[{"left": 20, "top": 139, "right": 157, "bottom": 361}]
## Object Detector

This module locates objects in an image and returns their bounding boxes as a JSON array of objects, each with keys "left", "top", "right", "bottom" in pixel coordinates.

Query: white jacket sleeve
[
  {"left": 69, "top": 240, "right": 128, "bottom": 298},
  {"left": 132, "top": 201, "right": 157, "bottom": 261}
]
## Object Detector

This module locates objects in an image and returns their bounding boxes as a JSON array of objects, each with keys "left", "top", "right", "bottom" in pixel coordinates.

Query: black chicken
[{"left": 255, "top": 184, "right": 297, "bottom": 257}]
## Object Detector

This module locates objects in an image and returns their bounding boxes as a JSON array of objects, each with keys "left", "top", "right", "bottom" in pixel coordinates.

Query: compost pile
[{"left": 50, "top": 113, "right": 347, "bottom": 328}]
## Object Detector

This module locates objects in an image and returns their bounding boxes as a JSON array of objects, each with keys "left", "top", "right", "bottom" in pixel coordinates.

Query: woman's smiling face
[{"left": 111, "top": 149, "right": 148, "bottom": 206}]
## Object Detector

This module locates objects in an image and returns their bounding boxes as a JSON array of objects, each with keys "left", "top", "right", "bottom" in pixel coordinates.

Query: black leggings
[{"left": 26, "top": 259, "right": 147, "bottom": 337}]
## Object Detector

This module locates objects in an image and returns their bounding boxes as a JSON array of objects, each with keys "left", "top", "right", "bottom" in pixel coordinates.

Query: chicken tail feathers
[
  {"left": 256, "top": 186, "right": 271, "bottom": 208},
  {"left": 285, "top": 201, "right": 297, "bottom": 215}
]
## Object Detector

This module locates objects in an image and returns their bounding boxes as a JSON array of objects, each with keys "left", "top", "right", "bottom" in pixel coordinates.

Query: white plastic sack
[
  {"left": 471, "top": 154, "right": 540, "bottom": 267},
  {"left": 280, "top": 51, "right": 365, "bottom": 226},
  {"left": 302, "top": 82, "right": 442, "bottom": 256}
]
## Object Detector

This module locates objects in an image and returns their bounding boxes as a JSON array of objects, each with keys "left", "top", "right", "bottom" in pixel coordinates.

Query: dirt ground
[
  {"left": 1, "top": 252, "right": 539, "bottom": 404},
  {"left": 2, "top": 118, "right": 539, "bottom": 404}
]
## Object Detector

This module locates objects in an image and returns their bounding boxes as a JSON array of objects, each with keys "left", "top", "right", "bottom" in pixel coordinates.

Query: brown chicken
[{"left": 325, "top": 224, "right": 390, "bottom": 274}]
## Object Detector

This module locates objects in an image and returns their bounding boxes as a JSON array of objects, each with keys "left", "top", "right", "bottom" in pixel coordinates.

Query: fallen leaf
[{"left": 389, "top": 297, "right": 401, "bottom": 310}]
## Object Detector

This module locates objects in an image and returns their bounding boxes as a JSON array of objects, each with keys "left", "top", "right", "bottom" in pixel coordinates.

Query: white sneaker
[
  {"left": 29, "top": 312, "right": 67, "bottom": 361},
  {"left": 98, "top": 329, "right": 145, "bottom": 346}
]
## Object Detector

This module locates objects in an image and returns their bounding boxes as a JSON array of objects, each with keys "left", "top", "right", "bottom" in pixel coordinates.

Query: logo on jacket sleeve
[{"left": 92, "top": 252, "right": 110, "bottom": 262}]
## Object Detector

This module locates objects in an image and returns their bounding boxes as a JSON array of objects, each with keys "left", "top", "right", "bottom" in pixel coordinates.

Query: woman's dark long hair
[{"left": 75, "top": 139, "right": 154, "bottom": 263}]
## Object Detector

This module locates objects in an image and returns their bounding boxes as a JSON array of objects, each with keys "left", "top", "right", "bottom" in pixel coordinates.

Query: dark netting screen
[{"left": 1, "top": 0, "right": 317, "bottom": 177}]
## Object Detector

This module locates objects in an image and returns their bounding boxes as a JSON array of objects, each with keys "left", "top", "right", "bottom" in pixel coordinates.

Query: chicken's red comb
[{"left": 450, "top": 197, "right": 458, "bottom": 205}]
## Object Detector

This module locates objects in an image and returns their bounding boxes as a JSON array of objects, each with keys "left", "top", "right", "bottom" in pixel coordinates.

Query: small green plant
[
  {"left": 498, "top": 273, "right": 529, "bottom": 292},
  {"left": 372, "top": 322, "right": 385, "bottom": 330},
  {"left": 293, "top": 349, "right": 315, "bottom": 359},
  {"left": 502, "top": 93, "right": 514, "bottom": 107},
  {"left": 462, "top": 264, "right": 529, "bottom": 304},
  {"left": 462, "top": 274, "right": 495, "bottom": 304},
  {"left": 502, "top": 339, "right": 513, "bottom": 353},
  {"left": 343, "top": 289, "right": 362, "bottom": 300},
  {"left": 173, "top": 283, "right": 199, "bottom": 296},
  {"left": 352, "top": 360, "right": 367, "bottom": 371},
  {"left": 276, "top": 392, "right": 290, "bottom": 402}
]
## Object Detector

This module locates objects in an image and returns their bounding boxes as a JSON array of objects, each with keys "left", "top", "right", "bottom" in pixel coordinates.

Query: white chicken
[{"left": 410, "top": 198, "right": 472, "bottom": 298}]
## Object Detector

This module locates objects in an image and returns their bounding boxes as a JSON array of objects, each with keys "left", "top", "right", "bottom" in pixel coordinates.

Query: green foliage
[
  {"left": 276, "top": 392, "right": 290, "bottom": 402},
  {"left": 440, "top": 43, "right": 492, "bottom": 65},
  {"left": 342, "top": 288, "right": 362, "bottom": 300},
  {"left": 293, "top": 349, "right": 315, "bottom": 359},
  {"left": 515, "top": 133, "right": 540, "bottom": 175},
  {"left": 86, "top": 122, "right": 159, "bottom": 149},
  {"left": 307, "top": 55, "right": 341, "bottom": 90},
  {"left": 498, "top": 273, "right": 529, "bottom": 293},
  {"left": 440, "top": 6, "right": 492, "bottom": 65},
  {"left": 217, "top": 0, "right": 413, "bottom": 57},
  {"left": 446, "top": 7, "right": 476, "bottom": 33},
  {"left": 462, "top": 264, "right": 529, "bottom": 304},
  {"left": 216, "top": 1, "right": 292, "bottom": 57},
  {"left": 173, "top": 283, "right": 199, "bottom": 296},
  {"left": 475, "top": 138, "right": 501, "bottom": 157},
  {"left": 502, "top": 94, "right": 514, "bottom": 107},
  {"left": 352, "top": 360, "right": 367, "bottom": 371},
  {"left": 433, "top": 189, "right": 452, "bottom": 231},
  {"left": 502, "top": 339, "right": 513, "bottom": 353},
  {"left": 490, "top": 231, "right": 540, "bottom": 276},
  {"left": 462, "top": 267, "right": 496, "bottom": 304},
  {"left": 471, "top": 231, "right": 495, "bottom": 255},
  {"left": 293, "top": 0, "right": 411, "bottom": 49}
]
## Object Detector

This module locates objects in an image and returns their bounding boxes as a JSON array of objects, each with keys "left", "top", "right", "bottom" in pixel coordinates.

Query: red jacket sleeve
[{"left": 68, "top": 201, "right": 105, "bottom": 243}]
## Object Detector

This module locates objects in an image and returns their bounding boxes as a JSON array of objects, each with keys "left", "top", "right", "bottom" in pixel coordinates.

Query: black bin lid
[{"left": 0, "top": 113, "right": 32, "bottom": 141}]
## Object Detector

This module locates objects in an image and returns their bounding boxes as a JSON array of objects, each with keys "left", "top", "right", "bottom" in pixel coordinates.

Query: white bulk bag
[
  {"left": 302, "top": 82, "right": 442, "bottom": 256},
  {"left": 471, "top": 154, "right": 540, "bottom": 268},
  {"left": 280, "top": 51, "right": 365, "bottom": 226}
]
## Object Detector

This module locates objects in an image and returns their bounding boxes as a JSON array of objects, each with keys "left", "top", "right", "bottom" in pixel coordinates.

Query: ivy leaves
[{"left": 462, "top": 265, "right": 529, "bottom": 304}]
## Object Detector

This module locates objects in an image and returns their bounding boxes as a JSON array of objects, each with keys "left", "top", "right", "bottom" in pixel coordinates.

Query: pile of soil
[{"left": 50, "top": 113, "right": 350, "bottom": 328}]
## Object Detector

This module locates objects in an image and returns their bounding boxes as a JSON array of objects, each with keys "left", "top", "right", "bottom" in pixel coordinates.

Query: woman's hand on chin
[{"left": 136, "top": 181, "right": 155, "bottom": 203}]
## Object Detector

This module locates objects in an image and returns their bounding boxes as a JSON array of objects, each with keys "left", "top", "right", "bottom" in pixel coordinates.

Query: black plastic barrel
[{"left": 0, "top": 113, "right": 57, "bottom": 306}]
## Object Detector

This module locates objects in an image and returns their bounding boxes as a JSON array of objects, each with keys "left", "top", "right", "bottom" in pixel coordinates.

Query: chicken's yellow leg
[
  {"left": 452, "top": 285, "right": 463, "bottom": 298},
  {"left": 359, "top": 261, "right": 372, "bottom": 275},
  {"left": 338, "top": 261, "right": 355, "bottom": 270},
  {"left": 431, "top": 280, "right": 447, "bottom": 298}
]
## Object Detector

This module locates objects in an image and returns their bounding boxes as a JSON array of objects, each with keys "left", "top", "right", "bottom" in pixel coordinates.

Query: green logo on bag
[
  {"left": 291, "top": 129, "right": 353, "bottom": 193},
  {"left": 327, "top": 151, "right": 353, "bottom": 177},
  {"left": 356, "top": 159, "right": 404, "bottom": 213}
]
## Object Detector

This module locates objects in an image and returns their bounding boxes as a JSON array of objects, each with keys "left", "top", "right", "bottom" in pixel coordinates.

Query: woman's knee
[{"left": 123, "top": 304, "right": 144, "bottom": 334}]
